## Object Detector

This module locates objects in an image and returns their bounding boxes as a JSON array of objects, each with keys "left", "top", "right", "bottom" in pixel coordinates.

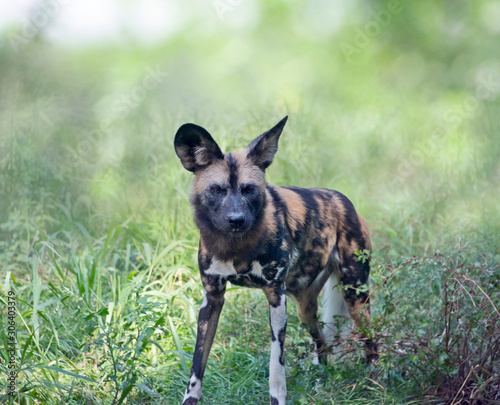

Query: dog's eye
[
  {"left": 211, "top": 186, "right": 221, "bottom": 194},
  {"left": 243, "top": 186, "right": 254, "bottom": 194}
]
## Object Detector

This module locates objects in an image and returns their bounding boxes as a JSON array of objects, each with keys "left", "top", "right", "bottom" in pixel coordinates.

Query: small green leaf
[{"left": 128, "top": 271, "right": 139, "bottom": 280}]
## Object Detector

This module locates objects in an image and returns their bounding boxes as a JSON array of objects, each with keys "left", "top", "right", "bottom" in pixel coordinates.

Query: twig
[
  {"left": 449, "top": 268, "right": 500, "bottom": 316},
  {"left": 451, "top": 277, "right": 477, "bottom": 308},
  {"left": 363, "top": 259, "right": 413, "bottom": 305},
  {"left": 450, "top": 365, "right": 477, "bottom": 405}
]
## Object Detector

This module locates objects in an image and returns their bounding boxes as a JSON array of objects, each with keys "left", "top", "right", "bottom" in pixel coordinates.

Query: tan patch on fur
[
  {"left": 296, "top": 293, "right": 318, "bottom": 325},
  {"left": 262, "top": 189, "right": 277, "bottom": 235},
  {"left": 193, "top": 160, "right": 229, "bottom": 195},
  {"left": 322, "top": 236, "right": 337, "bottom": 268},
  {"left": 346, "top": 300, "right": 371, "bottom": 329},
  {"left": 274, "top": 187, "right": 306, "bottom": 234},
  {"left": 199, "top": 238, "right": 208, "bottom": 256},
  {"left": 233, "top": 260, "right": 248, "bottom": 272},
  {"left": 332, "top": 193, "right": 347, "bottom": 220},
  {"left": 232, "top": 150, "right": 266, "bottom": 190},
  {"left": 231, "top": 150, "right": 247, "bottom": 165},
  {"left": 332, "top": 194, "right": 350, "bottom": 258},
  {"left": 359, "top": 215, "right": 372, "bottom": 250}
]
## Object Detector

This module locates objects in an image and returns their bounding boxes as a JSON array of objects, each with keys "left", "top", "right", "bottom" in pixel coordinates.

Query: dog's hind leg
[
  {"left": 321, "top": 273, "right": 352, "bottom": 354},
  {"left": 296, "top": 286, "right": 328, "bottom": 365},
  {"left": 337, "top": 255, "right": 378, "bottom": 363}
]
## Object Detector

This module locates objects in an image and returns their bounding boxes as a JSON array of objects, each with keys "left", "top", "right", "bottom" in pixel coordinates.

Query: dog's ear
[
  {"left": 174, "top": 124, "right": 224, "bottom": 172},
  {"left": 246, "top": 116, "right": 288, "bottom": 170}
]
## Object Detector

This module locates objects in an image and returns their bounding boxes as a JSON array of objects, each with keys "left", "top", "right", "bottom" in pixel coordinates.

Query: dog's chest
[
  {"left": 229, "top": 260, "right": 286, "bottom": 288},
  {"left": 204, "top": 249, "right": 291, "bottom": 288}
]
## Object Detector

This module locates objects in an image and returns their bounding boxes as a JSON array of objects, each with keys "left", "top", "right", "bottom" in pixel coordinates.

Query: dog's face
[{"left": 174, "top": 117, "right": 288, "bottom": 237}]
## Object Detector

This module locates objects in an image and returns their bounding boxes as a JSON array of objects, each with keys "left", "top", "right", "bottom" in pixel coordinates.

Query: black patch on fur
[
  {"left": 278, "top": 324, "right": 287, "bottom": 365},
  {"left": 335, "top": 192, "right": 365, "bottom": 247},
  {"left": 264, "top": 186, "right": 293, "bottom": 265},
  {"left": 266, "top": 185, "right": 289, "bottom": 235},
  {"left": 270, "top": 397, "right": 279, "bottom": 405},
  {"left": 342, "top": 284, "right": 369, "bottom": 307},
  {"left": 228, "top": 273, "right": 269, "bottom": 288},
  {"left": 226, "top": 153, "right": 239, "bottom": 191},
  {"left": 263, "top": 266, "right": 278, "bottom": 280},
  {"left": 174, "top": 123, "right": 224, "bottom": 172},
  {"left": 247, "top": 116, "right": 288, "bottom": 170},
  {"left": 198, "top": 250, "right": 212, "bottom": 272}
]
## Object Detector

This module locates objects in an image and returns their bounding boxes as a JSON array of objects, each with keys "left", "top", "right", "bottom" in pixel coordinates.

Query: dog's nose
[{"left": 227, "top": 213, "right": 245, "bottom": 229}]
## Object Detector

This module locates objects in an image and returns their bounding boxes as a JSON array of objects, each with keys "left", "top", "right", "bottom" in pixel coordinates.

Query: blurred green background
[{"left": 1, "top": 0, "right": 499, "bottom": 404}]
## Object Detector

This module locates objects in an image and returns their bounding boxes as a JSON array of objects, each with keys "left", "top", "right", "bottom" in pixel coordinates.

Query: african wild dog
[{"left": 174, "top": 116, "right": 377, "bottom": 405}]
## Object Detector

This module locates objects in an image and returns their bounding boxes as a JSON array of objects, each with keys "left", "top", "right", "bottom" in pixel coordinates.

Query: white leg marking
[
  {"left": 312, "top": 341, "right": 322, "bottom": 365},
  {"left": 183, "top": 374, "right": 202, "bottom": 402},
  {"left": 321, "top": 274, "right": 352, "bottom": 345},
  {"left": 269, "top": 293, "right": 287, "bottom": 404},
  {"left": 200, "top": 288, "right": 208, "bottom": 309}
]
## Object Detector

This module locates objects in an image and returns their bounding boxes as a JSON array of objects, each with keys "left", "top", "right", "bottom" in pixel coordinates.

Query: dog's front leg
[
  {"left": 182, "top": 280, "right": 226, "bottom": 405},
  {"left": 263, "top": 283, "right": 287, "bottom": 405}
]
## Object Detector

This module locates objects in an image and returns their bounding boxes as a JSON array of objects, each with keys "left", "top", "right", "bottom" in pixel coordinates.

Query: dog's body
[{"left": 174, "top": 117, "right": 376, "bottom": 405}]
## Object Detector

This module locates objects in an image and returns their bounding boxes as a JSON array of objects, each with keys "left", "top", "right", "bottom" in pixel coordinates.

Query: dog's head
[{"left": 174, "top": 116, "right": 288, "bottom": 237}]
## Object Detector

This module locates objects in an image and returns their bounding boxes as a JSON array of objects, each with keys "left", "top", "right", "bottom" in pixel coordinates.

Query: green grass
[{"left": 1, "top": 1, "right": 500, "bottom": 403}]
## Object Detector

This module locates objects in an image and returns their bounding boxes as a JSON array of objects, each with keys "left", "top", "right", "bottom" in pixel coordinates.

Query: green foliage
[
  {"left": 355, "top": 250, "right": 372, "bottom": 264},
  {"left": 369, "top": 240, "right": 500, "bottom": 403}
]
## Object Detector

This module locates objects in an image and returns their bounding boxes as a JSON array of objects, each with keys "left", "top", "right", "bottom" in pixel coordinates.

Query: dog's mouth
[
  {"left": 226, "top": 227, "right": 251, "bottom": 238},
  {"left": 229, "top": 228, "right": 246, "bottom": 235}
]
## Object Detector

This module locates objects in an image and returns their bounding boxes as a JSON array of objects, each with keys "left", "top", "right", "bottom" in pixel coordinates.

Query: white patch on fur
[
  {"left": 251, "top": 261, "right": 264, "bottom": 278},
  {"left": 183, "top": 374, "right": 202, "bottom": 402},
  {"left": 200, "top": 288, "right": 208, "bottom": 309},
  {"left": 321, "top": 274, "right": 352, "bottom": 345},
  {"left": 269, "top": 293, "right": 287, "bottom": 404},
  {"left": 275, "top": 266, "right": 285, "bottom": 279},
  {"left": 199, "top": 319, "right": 208, "bottom": 335},
  {"left": 269, "top": 342, "right": 286, "bottom": 402},
  {"left": 204, "top": 258, "right": 237, "bottom": 277},
  {"left": 341, "top": 266, "right": 350, "bottom": 274},
  {"left": 312, "top": 267, "right": 328, "bottom": 290},
  {"left": 333, "top": 250, "right": 340, "bottom": 263},
  {"left": 193, "top": 145, "right": 211, "bottom": 166},
  {"left": 270, "top": 294, "right": 287, "bottom": 337}
]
